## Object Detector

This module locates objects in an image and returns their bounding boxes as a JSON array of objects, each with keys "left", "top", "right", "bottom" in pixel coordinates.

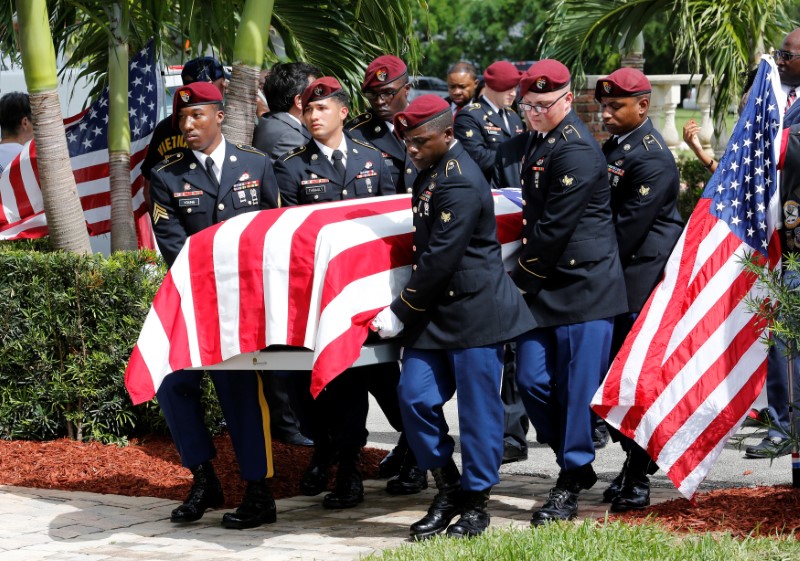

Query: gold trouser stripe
[{"left": 255, "top": 374, "right": 274, "bottom": 478}]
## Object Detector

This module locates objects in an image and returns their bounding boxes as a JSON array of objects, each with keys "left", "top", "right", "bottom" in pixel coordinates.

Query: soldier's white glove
[{"left": 370, "top": 307, "right": 404, "bottom": 339}]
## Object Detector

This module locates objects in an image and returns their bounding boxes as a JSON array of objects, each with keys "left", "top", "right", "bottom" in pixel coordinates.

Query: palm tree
[
  {"left": 540, "top": 0, "right": 793, "bottom": 126},
  {"left": 13, "top": 0, "right": 92, "bottom": 254}
]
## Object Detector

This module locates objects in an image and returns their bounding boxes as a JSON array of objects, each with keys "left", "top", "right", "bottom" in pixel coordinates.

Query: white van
[{"left": 0, "top": 58, "right": 95, "bottom": 117}]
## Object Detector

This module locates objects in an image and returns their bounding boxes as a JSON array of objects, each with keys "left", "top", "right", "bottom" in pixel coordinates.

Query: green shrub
[
  {"left": 676, "top": 152, "right": 711, "bottom": 222},
  {"left": 0, "top": 248, "right": 171, "bottom": 444}
]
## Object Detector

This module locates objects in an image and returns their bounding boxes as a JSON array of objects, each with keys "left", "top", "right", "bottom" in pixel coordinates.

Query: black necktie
[
  {"left": 603, "top": 136, "right": 619, "bottom": 156},
  {"left": 499, "top": 109, "right": 510, "bottom": 134},
  {"left": 205, "top": 157, "right": 219, "bottom": 187},
  {"left": 331, "top": 149, "right": 346, "bottom": 183}
]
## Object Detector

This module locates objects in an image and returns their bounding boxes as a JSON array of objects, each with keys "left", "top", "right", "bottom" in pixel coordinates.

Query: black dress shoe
[
  {"left": 322, "top": 468, "right": 364, "bottom": 509},
  {"left": 446, "top": 490, "right": 491, "bottom": 538},
  {"left": 278, "top": 432, "right": 314, "bottom": 447},
  {"left": 386, "top": 452, "right": 428, "bottom": 495},
  {"left": 745, "top": 436, "right": 791, "bottom": 458},
  {"left": 602, "top": 465, "right": 626, "bottom": 503},
  {"left": 300, "top": 447, "right": 332, "bottom": 496},
  {"left": 410, "top": 461, "right": 463, "bottom": 540},
  {"left": 379, "top": 442, "right": 407, "bottom": 479},
  {"left": 222, "top": 479, "right": 277, "bottom": 529},
  {"left": 171, "top": 462, "right": 224, "bottom": 523},
  {"left": 530, "top": 487, "right": 578, "bottom": 526},
  {"left": 593, "top": 423, "right": 610, "bottom": 449},
  {"left": 502, "top": 443, "right": 529, "bottom": 464},
  {"left": 610, "top": 476, "right": 650, "bottom": 512}
]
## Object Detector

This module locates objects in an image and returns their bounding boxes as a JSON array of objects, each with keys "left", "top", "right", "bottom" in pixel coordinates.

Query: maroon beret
[
  {"left": 483, "top": 61, "right": 521, "bottom": 92},
  {"left": 520, "top": 59, "right": 571, "bottom": 93},
  {"left": 172, "top": 81, "right": 223, "bottom": 126},
  {"left": 301, "top": 77, "right": 343, "bottom": 109},
  {"left": 393, "top": 94, "right": 451, "bottom": 133},
  {"left": 362, "top": 55, "right": 408, "bottom": 92},
  {"left": 595, "top": 67, "right": 652, "bottom": 100}
]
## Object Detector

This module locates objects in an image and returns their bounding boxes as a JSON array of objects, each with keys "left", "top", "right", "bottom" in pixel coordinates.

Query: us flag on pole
[
  {"left": 592, "top": 56, "right": 783, "bottom": 500},
  {"left": 0, "top": 41, "right": 158, "bottom": 239},
  {"left": 124, "top": 193, "right": 523, "bottom": 405}
]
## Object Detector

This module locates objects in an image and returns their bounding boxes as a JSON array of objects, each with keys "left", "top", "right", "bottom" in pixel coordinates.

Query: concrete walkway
[{"left": 0, "top": 395, "right": 794, "bottom": 560}]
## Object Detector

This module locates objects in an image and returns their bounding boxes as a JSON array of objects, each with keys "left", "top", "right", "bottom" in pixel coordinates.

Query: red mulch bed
[
  {"left": 608, "top": 485, "right": 800, "bottom": 538},
  {"left": 0, "top": 435, "right": 385, "bottom": 509},
  {"left": 1, "top": 437, "right": 798, "bottom": 537}
]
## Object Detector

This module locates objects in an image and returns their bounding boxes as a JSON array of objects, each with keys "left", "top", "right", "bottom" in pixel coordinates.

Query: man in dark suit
[
  {"left": 511, "top": 60, "right": 628, "bottom": 526},
  {"left": 595, "top": 68, "right": 684, "bottom": 512},
  {"left": 372, "top": 95, "right": 536, "bottom": 539},
  {"left": 344, "top": 54, "right": 427, "bottom": 494},
  {"left": 148, "top": 82, "right": 280, "bottom": 529},
  {"left": 778, "top": 28, "right": 800, "bottom": 127},
  {"left": 252, "top": 62, "right": 320, "bottom": 160},
  {"left": 445, "top": 61, "right": 480, "bottom": 115},
  {"left": 274, "top": 77, "right": 400, "bottom": 510},
  {"left": 455, "top": 61, "right": 524, "bottom": 182},
  {"left": 346, "top": 54, "right": 417, "bottom": 194}
]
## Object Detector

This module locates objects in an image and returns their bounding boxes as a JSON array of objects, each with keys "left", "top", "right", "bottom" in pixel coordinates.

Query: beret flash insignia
[
  {"left": 180, "top": 90, "right": 190, "bottom": 102},
  {"left": 314, "top": 86, "right": 323, "bottom": 96},
  {"left": 536, "top": 77, "right": 547, "bottom": 90},
  {"left": 377, "top": 68, "right": 388, "bottom": 81},
  {"left": 399, "top": 116, "right": 408, "bottom": 127},
  {"left": 603, "top": 81, "right": 612, "bottom": 93}
]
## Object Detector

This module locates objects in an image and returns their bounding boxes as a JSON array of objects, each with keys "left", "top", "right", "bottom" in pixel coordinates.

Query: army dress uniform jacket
[
  {"left": 389, "top": 141, "right": 536, "bottom": 350},
  {"left": 493, "top": 131, "right": 535, "bottom": 189},
  {"left": 604, "top": 119, "right": 684, "bottom": 312},
  {"left": 149, "top": 140, "right": 281, "bottom": 267},
  {"left": 274, "top": 135, "right": 393, "bottom": 206},
  {"left": 454, "top": 96, "right": 525, "bottom": 179},
  {"left": 345, "top": 110, "right": 417, "bottom": 194},
  {"left": 512, "top": 110, "right": 627, "bottom": 327}
]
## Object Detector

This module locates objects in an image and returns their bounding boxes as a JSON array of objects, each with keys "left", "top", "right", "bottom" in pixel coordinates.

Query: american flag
[
  {"left": 592, "top": 56, "right": 783, "bottom": 500},
  {"left": 124, "top": 193, "right": 523, "bottom": 405},
  {"left": 0, "top": 41, "right": 158, "bottom": 239}
]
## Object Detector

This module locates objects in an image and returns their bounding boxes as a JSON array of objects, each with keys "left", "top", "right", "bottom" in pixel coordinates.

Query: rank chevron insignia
[{"left": 152, "top": 202, "right": 169, "bottom": 224}]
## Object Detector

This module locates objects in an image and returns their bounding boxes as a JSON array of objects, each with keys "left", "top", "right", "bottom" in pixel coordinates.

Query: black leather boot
[
  {"left": 221, "top": 479, "right": 277, "bottom": 529},
  {"left": 410, "top": 459, "right": 463, "bottom": 540},
  {"left": 531, "top": 464, "right": 596, "bottom": 527},
  {"left": 602, "top": 454, "right": 628, "bottom": 503},
  {"left": 446, "top": 489, "right": 491, "bottom": 538},
  {"left": 300, "top": 444, "right": 334, "bottom": 496},
  {"left": 170, "top": 461, "right": 224, "bottom": 523},
  {"left": 322, "top": 452, "right": 364, "bottom": 509},
  {"left": 386, "top": 449, "right": 428, "bottom": 495},
  {"left": 379, "top": 434, "right": 408, "bottom": 479},
  {"left": 610, "top": 447, "right": 653, "bottom": 512}
]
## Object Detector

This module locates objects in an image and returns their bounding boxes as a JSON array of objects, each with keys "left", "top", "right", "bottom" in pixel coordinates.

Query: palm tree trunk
[
  {"left": 107, "top": 2, "right": 137, "bottom": 251},
  {"left": 221, "top": 0, "right": 274, "bottom": 145},
  {"left": 17, "top": 0, "right": 92, "bottom": 254}
]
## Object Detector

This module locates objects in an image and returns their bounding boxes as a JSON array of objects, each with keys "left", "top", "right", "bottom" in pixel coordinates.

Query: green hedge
[
  {"left": 0, "top": 244, "right": 171, "bottom": 444},
  {"left": 676, "top": 152, "right": 711, "bottom": 222}
]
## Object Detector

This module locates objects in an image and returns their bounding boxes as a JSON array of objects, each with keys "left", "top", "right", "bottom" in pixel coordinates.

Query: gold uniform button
[
  {"left": 412, "top": 226, "right": 417, "bottom": 232},
  {"left": 522, "top": 199, "right": 527, "bottom": 206},
  {"left": 448, "top": 290, "right": 455, "bottom": 296},
  {"left": 406, "top": 168, "right": 413, "bottom": 174},
  {"left": 248, "top": 201, "right": 253, "bottom": 205},
  {"left": 521, "top": 179, "right": 524, "bottom": 185},
  {"left": 186, "top": 208, "right": 193, "bottom": 214},
  {"left": 218, "top": 203, "right": 225, "bottom": 211},
  {"left": 522, "top": 238, "right": 527, "bottom": 244},
  {"left": 522, "top": 218, "right": 527, "bottom": 225},
  {"left": 569, "top": 259, "right": 576, "bottom": 266},
  {"left": 412, "top": 206, "right": 418, "bottom": 213},
  {"left": 406, "top": 187, "right": 412, "bottom": 193},
  {"left": 412, "top": 265, "right": 417, "bottom": 271},
  {"left": 342, "top": 189, "right": 348, "bottom": 195},
  {"left": 412, "top": 245, "right": 417, "bottom": 251},
  {"left": 314, "top": 194, "right": 319, "bottom": 200}
]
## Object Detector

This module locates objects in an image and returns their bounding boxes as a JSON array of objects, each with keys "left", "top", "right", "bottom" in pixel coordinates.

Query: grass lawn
[{"left": 367, "top": 519, "right": 799, "bottom": 561}]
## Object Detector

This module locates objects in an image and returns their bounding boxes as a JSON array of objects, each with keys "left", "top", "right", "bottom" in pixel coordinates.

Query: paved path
[{"left": 0, "top": 395, "right": 795, "bottom": 560}]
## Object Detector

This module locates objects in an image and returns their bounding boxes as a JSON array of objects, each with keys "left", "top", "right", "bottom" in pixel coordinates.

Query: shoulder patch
[
  {"left": 351, "top": 138, "right": 380, "bottom": 151},
  {"left": 345, "top": 112, "right": 372, "bottom": 130},
  {"left": 236, "top": 144, "right": 265, "bottom": 155},
  {"left": 281, "top": 145, "right": 307, "bottom": 161},
  {"left": 561, "top": 124, "right": 581, "bottom": 140},
  {"left": 642, "top": 134, "right": 664, "bottom": 151},
  {"left": 155, "top": 151, "right": 184, "bottom": 172},
  {"left": 444, "top": 159, "right": 462, "bottom": 177}
]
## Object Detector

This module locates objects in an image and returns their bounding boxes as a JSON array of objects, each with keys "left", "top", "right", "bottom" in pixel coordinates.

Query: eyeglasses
[
  {"left": 518, "top": 91, "right": 569, "bottom": 114},
  {"left": 775, "top": 49, "right": 800, "bottom": 62},
  {"left": 365, "top": 85, "right": 406, "bottom": 102}
]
